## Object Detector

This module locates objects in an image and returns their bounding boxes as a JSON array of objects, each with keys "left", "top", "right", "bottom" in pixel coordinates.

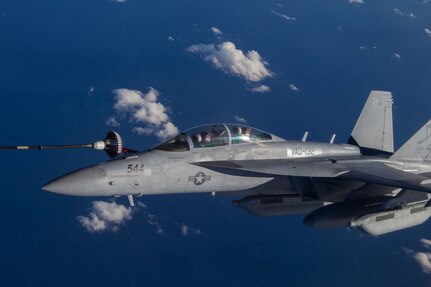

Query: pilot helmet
[
  {"left": 244, "top": 128, "right": 252, "bottom": 137},
  {"left": 232, "top": 126, "right": 242, "bottom": 135},
  {"left": 201, "top": 132, "right": 211, "bottom": 142},
  {"left": 192, "top": 134, "right": 202, "bottom": 143}
]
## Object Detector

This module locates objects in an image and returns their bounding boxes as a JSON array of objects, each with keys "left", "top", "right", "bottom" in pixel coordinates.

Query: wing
[{"left": 193, "top": 159, "right": 431, "bottom": 192}]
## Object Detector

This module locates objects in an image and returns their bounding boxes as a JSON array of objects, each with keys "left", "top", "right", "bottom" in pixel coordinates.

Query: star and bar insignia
[{"left": 188, "top": 172, "right": 211, "bottom": 185}]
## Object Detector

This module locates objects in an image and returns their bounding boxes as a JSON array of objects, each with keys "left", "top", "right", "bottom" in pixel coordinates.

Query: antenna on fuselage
[
  {"left": 329, "top": 134, "right": 336, "bottom": 144},
  {"left": 302, "top": 131, "right": 309, "bottom": 142}
]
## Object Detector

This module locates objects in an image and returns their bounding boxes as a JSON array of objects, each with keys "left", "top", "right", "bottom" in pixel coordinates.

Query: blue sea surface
[{"left": 0, "top": 0, "right": 431, "bottom": 286}]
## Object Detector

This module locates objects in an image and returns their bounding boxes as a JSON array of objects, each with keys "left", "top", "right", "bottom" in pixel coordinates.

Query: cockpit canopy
[{"left": 154, "top": 123, "right": 283, "bottom": 152}]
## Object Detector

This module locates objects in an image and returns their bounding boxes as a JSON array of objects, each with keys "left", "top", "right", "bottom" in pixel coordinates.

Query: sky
[{"left": 1, "top": 0, "right": 431, "bottom": 286}]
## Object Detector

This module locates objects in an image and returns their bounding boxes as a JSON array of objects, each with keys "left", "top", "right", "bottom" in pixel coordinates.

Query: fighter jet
[{"left": 39, "top": 91, "right": 431, "bottom": 236}]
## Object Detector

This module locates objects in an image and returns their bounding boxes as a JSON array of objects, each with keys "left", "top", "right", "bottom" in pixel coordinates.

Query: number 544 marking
[{"left": 127, "top": 164, "right": 144, "bottom": 173}]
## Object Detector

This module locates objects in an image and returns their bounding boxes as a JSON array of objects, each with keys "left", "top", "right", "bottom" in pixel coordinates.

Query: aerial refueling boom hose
[{"left": 0, "top": 130, "right": 124, "bottom": 158}]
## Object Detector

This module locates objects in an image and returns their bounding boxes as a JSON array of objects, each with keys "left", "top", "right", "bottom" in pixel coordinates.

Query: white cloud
[
  {"left": 77, "top": 201, "right": 133, "bottom": 233},
  {"left": 349, "top": 0, "right": 364, "bottom": 4},
  {"left": 147, "top": 214, "right": 164, "bottom": 235},
  {"left": 88, "top": 86, "right": 95, "bottom": 95},
  {"left": 187, "top": 41, "right": 273, "bottom": 82},
  {"left": 133, "top": 126, "right": 153, "bottom": 135},
  {"left": 270, "top": 10, "right": 296, "bottom": 21},
  {"left": 414, "top": 252, "right": 431, "bottom": 273},
  {"left": 211, "top": 27, "right": 223, "bottom": 36},
  {"left": 421, "top": 238, "right": 431, "bottom": 249},
  {"left": 180, "top": 224, "right": 188, "bottom": 235},
  {"left": 113, "top": 88, "right": 145, "bottom": 111},
  {"left": 359, "top": 46, "right": 367, "bottom": 50},
  {"left": 289, "top": 84, "right": 299, "bottom": 92},
  {"left": 168, "top": 36, "right": 175, "bottom": 41},
  {"left": 392, "top": 53, "right": 401, "bottom": 60},
  {"left": 249, "top": 84, "right": 271, "bottom": 93},
  {"left": 157, "top": 122, "right": 179, "bottom": 140},
  {"left": 425, "top": 28, "right": 431, "bottom": 37},
  {"left": 181, "top": 224, "right": 201, "bottom": 236},
  {"left": 403, "top": 247, "right": 414, "bottom": 256},
  {"left": 77, "top": 201, "right": 167, "bottom": 235},
  {"left": 136, "top": 202, "right": 164, "bottom": 235},
  {"left": 404, "top": 239, "right": 431, "bottom": 274},
  {"left": 106, "top": 116, "right": 120, "bottom": 127},
  {"left": 111, "top": 88, "right": 179, "bottom": 140},
  {"left": 234, "top": 116, "right": 247, "bottom": 124},
  {"left": 393, "top": 8, "right": 416, "bottom": 18}
]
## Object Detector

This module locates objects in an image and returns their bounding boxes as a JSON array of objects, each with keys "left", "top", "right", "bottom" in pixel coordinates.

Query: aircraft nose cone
[{"left": 42, "top": 166, "right": 107, "bottom": 196}]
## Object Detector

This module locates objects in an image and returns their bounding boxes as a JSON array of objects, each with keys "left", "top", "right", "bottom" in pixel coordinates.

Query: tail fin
[
  {"left": 348, "top": 90, "right": 394, "bottom": 156},
  {"left": 390, "top": 120, "right": 431, "bottom": 161}
]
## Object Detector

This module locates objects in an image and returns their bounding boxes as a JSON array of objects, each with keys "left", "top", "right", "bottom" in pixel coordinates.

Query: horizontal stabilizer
[
  {"left": 348, "top": 91, "right": 394, "bottom": 155},
  {"left": 391, "top": 120, "right": 431, "bottom": 161}
]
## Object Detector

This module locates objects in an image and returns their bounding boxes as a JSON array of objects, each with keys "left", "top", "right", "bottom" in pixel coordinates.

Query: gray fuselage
[{"left": 43, "top": 139, "right": 361, "bottom": 198}]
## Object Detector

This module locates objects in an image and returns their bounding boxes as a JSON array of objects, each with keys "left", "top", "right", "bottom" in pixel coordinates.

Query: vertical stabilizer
[
  {"left": 348, "top": 91, "right": 394, "bottom": 156},
  {"left": 390, "top": 120, "right": 431, "bottom": 161}
]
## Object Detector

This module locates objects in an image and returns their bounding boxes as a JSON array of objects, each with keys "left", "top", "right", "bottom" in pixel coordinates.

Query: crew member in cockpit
[
  {"left": 232, "top": 126, "right": 242, "bottom": 136},
  {"left": 192, "top": 134, "right": 202, "bottom": 147},
  {"left": 244, "top": 127, "right": 252, "bottom": 139},
  {"left": 231, "top": 126, "right": 243, "bottom": 144},
  {"left": 212, "top": 128, "right": 228, "bottom": 145},
  {"left": 201, "top": 132, "right": 212, "bottom": 147}
]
